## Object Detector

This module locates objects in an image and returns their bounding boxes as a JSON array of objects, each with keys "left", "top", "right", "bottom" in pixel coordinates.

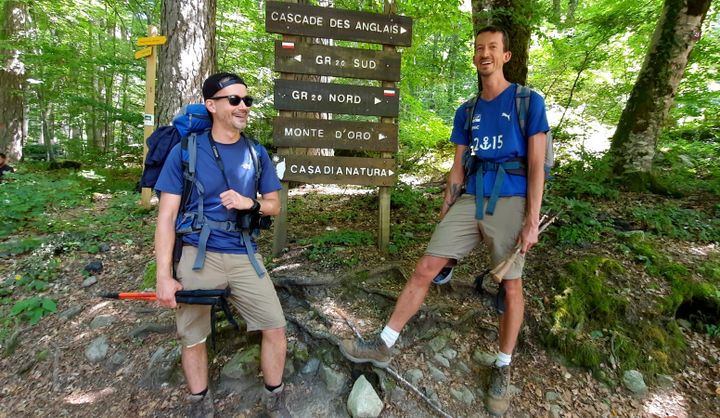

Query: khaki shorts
[
  {"left": 426, "top": 194, "right": 526, "bottom": 280},
  {"left": 175, "top": 246, "right": 286, "bottom": 346}
]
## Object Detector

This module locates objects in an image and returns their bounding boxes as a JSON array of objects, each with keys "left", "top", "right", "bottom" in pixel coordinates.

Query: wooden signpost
[
  {"left": 274, "top": 79, "right": 399, "bottom": 117},
  {"left": 137, "top": 27, "right": 166, "bottom": 209},
  {"left": 274, "top": 41, "right": 401, "bottom": 81},
  {"left": 268, "top": 1, "right": 412, "bottom": 255},
  {"left": 272, "top": 117, "right": 398, "bottom": 152},
  {"left": 266, "top": 1, "right": 412, "bottom": 46},
  {"left": 276, "top": 155, "right": 396, "bottom": 187}
]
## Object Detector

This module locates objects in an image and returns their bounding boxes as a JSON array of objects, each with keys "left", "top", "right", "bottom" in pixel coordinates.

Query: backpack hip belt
[{"left": 471, "top": 159, "right": 526, "bottom": 219}]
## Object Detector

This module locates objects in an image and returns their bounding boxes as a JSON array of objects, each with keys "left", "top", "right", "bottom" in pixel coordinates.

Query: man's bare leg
[
  {"left": 182, "top": 342, "right": 209, "bottom": 394},
  {"left": 498, "top": 278, "right": 524, "bottom": 354},
  {"left": 387, "top": 254, "right": 449, "bottom": 332},
  {"left": 260, "top": 327, "right": 287, "bottom": 386}
]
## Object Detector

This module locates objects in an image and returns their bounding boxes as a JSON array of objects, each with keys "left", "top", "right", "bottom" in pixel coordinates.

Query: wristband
[{"left": 249, "top": 199, "right": 261, "bottom": 214}]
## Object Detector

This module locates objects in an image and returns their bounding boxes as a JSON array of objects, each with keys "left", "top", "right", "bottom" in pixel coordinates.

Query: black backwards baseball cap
[{"left": 202, "top": 72, "right": 247, "bottom": 100}]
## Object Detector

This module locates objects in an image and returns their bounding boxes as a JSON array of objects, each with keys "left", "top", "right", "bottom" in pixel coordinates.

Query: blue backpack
[
  {"left": 140, "top": 104, "right": 212, "bottom": 189},
  {"left": 461, "top": 84, "right": 554, "bottom": 219}
]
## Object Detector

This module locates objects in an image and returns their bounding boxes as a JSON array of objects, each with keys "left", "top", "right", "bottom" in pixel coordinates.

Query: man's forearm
[
  {"left": 525, "top": 133, "right": 547, "bottom": 225},
  {"left": 155, "top": 219, "right": 176, "bottom": 279}
]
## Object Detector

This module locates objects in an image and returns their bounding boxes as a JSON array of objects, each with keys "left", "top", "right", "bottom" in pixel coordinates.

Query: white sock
[
  {"left": 380, "top": 326, "right": 400, "bottom": 348},
  {"left": 495, "top": 351, "right": 512, "bottom": 367}
]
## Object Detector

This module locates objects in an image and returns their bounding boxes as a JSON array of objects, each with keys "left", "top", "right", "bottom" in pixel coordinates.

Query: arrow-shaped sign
[
  {"left": 379, "top": 133, "right": 386, "bottom": 141},
  {"left": 374, "top": 98, "right": 382, "bottom": 105},
  {"left": 293, "top": 54, "right": 302, "bottom": 62}
]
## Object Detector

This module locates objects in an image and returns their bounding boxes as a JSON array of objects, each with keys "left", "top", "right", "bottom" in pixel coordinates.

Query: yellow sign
[
  {"left": 137, "top": 36, "right": 167, "bottom": 46},
  {"left": 134, "top": 47, "right": 153, "bottom": 60}
]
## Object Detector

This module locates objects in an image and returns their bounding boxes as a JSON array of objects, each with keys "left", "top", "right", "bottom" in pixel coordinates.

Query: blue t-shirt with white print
[
  {"left": 155, "top": 131, "right": 281, "bottom": 254},
  {"left": 450, "top": 83, "right": 549, "bottom": 197}
]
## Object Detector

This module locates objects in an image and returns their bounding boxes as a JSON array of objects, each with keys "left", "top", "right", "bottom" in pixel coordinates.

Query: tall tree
[
  {"left": 471, "top": 0, "right": 532, "bottom": 86},
  {"left": 156, "top": 0, "right": 217, "bottom": 126},
  {"left": 0, "top": 0, "right": 29, "bottom": 159},
  {"left": 610, "top": 0, "right": 711, "bottom": 183}
]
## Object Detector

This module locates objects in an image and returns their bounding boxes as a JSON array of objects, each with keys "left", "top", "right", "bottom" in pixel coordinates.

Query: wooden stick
[{"left": 490, "top": 213, "right": 559, "bottom": 282}]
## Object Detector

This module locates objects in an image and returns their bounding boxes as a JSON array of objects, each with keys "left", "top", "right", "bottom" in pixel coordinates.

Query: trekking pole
[
  {"left": 490, "top": 212, "right": 559, "bottom": 283},
  {"left": 100, "top": 288, "right": 231, "bottom": 305}
]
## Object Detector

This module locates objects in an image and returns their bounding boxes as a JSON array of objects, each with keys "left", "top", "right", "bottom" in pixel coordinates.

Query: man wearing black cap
[{"left": 154, "top": 72, "right": 292, "bottom": 417}]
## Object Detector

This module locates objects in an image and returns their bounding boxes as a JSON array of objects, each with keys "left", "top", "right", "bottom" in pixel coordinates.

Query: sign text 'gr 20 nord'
[{"left": 274, "top": 79, "right": 399, "bottom": 117}]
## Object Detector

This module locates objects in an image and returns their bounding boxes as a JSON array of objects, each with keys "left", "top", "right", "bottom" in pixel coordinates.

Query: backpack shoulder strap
[
  {"left": 179, "top": 133, "right": 198, "bottom": 211},
  {"left": 515, "top": 84, "right": 532, "bottom": 139},
  {"left": 462, "top": 94, "right": 480, "bottom": 136},
  {"left": 243, "top": 135, "right": 262, "bottom": 194}
]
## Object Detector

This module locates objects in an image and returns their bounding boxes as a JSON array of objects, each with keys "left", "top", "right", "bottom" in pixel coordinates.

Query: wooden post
[
  {"left": 140, "top": 26, "right": 159, "bottom": 209},
  {"left": 272, "top": 33, "right": 299, "bottom": 257},
  {"left": 378, "top": 0, "right": 397, "bottom": 254}
]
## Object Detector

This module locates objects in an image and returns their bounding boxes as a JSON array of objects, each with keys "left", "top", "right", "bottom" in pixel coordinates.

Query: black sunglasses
[{"left": 210, "top": 95, "right": 254, "bottom": 107}]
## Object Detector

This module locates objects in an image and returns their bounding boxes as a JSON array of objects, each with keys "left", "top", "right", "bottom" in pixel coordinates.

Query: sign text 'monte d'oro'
[
  {"left": 274, "top": 79, "right": 399, "bottom": 117},
  {"left": 266, "top": 1, "right": 412, "bottom": 46},
  {"left": 274, "top": 41, "right": 401, "bottom": 81},
  {"left": 275, "top": 155, "right": 396, "bottom": 187},
  {"left": 272, "top": 117, "right": 397, "bottom": 152}
]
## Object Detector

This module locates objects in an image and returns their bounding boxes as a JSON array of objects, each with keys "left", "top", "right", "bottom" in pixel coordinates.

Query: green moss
[
  {"left": 554, "top": 257, "right": 626, "bottom": 330},
  {"left": 545, "top": 256, "right": 687, "bottom": 380}
]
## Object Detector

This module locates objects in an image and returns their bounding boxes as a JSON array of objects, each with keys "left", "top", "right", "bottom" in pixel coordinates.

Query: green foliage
[
  {"left": 654, "top": 128, "right": 720, "bottom": 195},
  {"left": 544, "top": 197, "right": 612, "bottom": 246},
  {"left": 301, "top": 229, "right": 375, "bottom": 267},
  {"left": 551, "top": 154, "right": 619, "bottom": 200},
  {"left": 0, "top": 172, "right": 89, "bottom": 239},
  {"left": 10, "top": 297, "right": 57, "bottom": 325},
  {"left": 142, "top": 261, "right": 157, "bottom": 290},
  {"left": 628, "top": 202, "right": 720, "bottom": 242}
]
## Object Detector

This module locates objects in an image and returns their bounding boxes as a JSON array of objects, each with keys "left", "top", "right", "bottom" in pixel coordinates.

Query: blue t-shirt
[
  {"left": 450, "top": 83, "right": 549, "bottom": 197},
  {"left": 155, "top": 131, "right": 281, "bottom": 254}
]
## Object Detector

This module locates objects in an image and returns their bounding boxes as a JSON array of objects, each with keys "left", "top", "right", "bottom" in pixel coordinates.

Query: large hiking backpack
[{"left": 461, "top": 84, "right": 554, "bottom": 219}]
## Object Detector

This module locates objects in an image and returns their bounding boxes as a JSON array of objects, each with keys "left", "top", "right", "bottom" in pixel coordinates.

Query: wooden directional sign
[
  {"left": 275, "top": 41, "right": 401, "bottom": 81},
  {"left": 266, "top": 1, "right": 412, "bottom": 46},
  {"left": 274, "top": 79, "right": 399, "bottom": 117},
  {"left": 275, "top": 155, "right": 396, "bottom": 187},
  {"left": 134, "top": 47, "right": 153, "bottom": 60},
  {"left": 273, "top": 117, "right": 397, "bottom": 152},
  {"left": 137, "top": 35, "right": 167, "bottom": 46}
]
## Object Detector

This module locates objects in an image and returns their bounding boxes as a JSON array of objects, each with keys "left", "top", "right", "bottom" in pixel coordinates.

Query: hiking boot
[
  {"left": 339, "top": 335, "right": 392, "bottom": 368},
  {"left": 186, "top": 389, "right": 214, "bottom": 418},
  {"left": 432, "top": 266, "right": 454, "bottom": 285},
  {"left": 486, "top": 365, "right": 512, "bottom": 416},
  {"left": 264, "top": 383, "right": 293, "bottom": 418}
]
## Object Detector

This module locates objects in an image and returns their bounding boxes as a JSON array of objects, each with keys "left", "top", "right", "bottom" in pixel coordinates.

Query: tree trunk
[
  {"left": 0, "top": 0, "right": 29, "bottom": 160},
  {"left": 157, "top": 0, "right": 217, "bottom": 126},
  {"left": 566, "top": 0, "right": 579, "bottom": 25},
  {"left": 551, "top": 0, "right": 561, "bottom": 24},
  {"left": 610, "top": 0, "right": 711, "bottom": 181},
  {"left": 38, "top": 90, "right": 54, "bottom": 161},
  {"left": 470, "top": 0, "right": 532, "bottom": 88}
]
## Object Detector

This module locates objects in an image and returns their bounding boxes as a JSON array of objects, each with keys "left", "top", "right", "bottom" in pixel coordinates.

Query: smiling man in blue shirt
[
  {"left": 340, "top": 27, "right": 549, "bottom": 417},
  {"left": 154, "top": 73, "right": 292, "bottom": 418}
]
